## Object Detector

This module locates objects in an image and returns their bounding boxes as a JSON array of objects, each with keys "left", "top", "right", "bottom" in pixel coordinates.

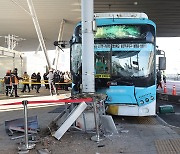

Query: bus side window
[{"left": 146, "top": 32, "right": 154, "bottom": 42}]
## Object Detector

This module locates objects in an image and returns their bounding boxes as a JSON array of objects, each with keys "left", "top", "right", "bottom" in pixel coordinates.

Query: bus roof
[
  {"left": 94, "top": 12, "right": 148, "bottom": 19},
  {"left": 95, "top": 18, "right": 156, "bottom": 28},
  {"left": 76, "top": 18, "right": 156, "bottom": 29}
]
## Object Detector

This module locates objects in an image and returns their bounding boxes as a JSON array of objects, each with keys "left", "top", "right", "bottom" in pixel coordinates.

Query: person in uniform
[
  {"left": 4, "top": 70, "right": 12, "bottom": 96},
  {"left": 21, "top": 72, "right": 30, "bottom": 93},
  {"left": 10, "top": 68, "right": 20, "bottom": 97}
]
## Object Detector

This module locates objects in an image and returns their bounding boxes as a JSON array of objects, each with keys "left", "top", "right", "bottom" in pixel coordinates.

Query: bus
[{"left": 70, "top": 12, "right": 156, "bottom": 116}]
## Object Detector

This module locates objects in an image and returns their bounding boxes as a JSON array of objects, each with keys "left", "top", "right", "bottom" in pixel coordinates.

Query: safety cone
[
  {"left": 163, "top": 84, "right": 167, "bottom": 93},
  {"left": 172, "top": 85, "right": 176, "bottom": 95}
]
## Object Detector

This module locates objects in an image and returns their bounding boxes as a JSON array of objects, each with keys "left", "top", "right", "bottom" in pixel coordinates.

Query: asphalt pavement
[
  {"left": 156, "top": 80, "right": 180, "bottom": 134},
  {"left": 156, "top": 99, "right": 180, "bottom": 129}
]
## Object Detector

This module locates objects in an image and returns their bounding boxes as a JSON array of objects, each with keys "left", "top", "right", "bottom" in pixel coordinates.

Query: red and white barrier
[{"left": 0, "top": 95, "right": 92, "bottom": 111}]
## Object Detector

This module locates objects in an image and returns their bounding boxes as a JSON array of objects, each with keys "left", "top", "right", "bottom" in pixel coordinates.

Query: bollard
[
  {"left": 23, "top": 100, "right": 29, "bottom": 149},
  {"left": 82, "top": 112, "right": 87, "bottom": 132},
  {"left": 91, "top": 101, "right": 103, "bottom": 142},
  {"left": 18, "top": 100, "right": 35, "bottom": 152}
]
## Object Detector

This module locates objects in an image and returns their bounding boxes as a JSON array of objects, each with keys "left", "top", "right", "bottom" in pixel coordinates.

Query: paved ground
[
  {"left": 0, "top": 87, "right": 179, "bottom": 154},
  {"left": 0, "top": 86, "right": 69, "bottom": 100},
  {"left": 156, "top": 80, "right": 180, "bottom": 95},
  {"left": 156, "top": 80, "right": 180, "bottom": 129},
  {"left": 156, "top": 87, "right": 180, "bottom": 136},
  {"left": 157, "top": 100, "right": 180, "bottom": 128}
]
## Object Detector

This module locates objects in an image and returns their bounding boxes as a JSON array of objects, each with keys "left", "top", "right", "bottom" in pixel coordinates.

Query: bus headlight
[
  {"left": 145, "top": 98, "right": 149, "bottom": 102},
  {"left": 150, "top": 96, "right": 154, "bottom": 100},
  {"left": 140, "top": 100, "right": 144, "bottom": 104}
]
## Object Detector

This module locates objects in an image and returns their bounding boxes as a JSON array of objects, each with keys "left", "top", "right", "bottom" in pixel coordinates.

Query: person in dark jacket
[
  {"left": 31, "top": 72, "right": 37, "bottom": 90},
  {"left": 10, "top": 68, "right": 20, "bottom": 97},
  {"left": 4, "top": 70, "right": 12, "bottom": 96},
  {"left": 36, "top": 72, "right": 41, "bottom": 93},
  {"left": 43, "top": 72, "right": 49, "bottom": 89},
  {"left": 157, "top": 70, "right": 162, "bottom": 89},
  {"left": 59, "top": 72, "right": 65, "bottom": 90},
  {"left": 53, "top": 70, "right": 60, "bottom": 94},
  {"left": 162, "top": 71, "right": 166, "bottom": 84}
]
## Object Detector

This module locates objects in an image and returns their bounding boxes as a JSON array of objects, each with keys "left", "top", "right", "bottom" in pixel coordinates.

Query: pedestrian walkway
[
  {"left": 0, "top": 88, "right": 179, "bottom": 153},
  {"left": 0, "top": 86, "right": 70, "bottom": 100},
  {"left": 0, "top": 107, "right": 179, "bottom": 154}
]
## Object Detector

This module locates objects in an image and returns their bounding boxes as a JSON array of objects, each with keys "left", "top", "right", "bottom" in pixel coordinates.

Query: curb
[{"left": 157, "top": 92, "right": 180, "bottom": 103}]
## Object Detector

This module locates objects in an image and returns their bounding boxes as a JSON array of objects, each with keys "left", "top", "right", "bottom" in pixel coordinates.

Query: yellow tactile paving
[
  {"left": 170, "top": 138, "right": 180, "bottom": 152},
  {"left": 155, "top": 138, "right": 180, "bottom": 154},
  {"left": 137, "top": 117, "right": 158, "bottom": 125}
]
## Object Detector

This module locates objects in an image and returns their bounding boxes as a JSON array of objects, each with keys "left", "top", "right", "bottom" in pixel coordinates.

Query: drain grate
[
  {"left": 137, "top": 117, "right": 158, "bottom": 125},
  {"left": 155, "top": 138, "right": 180, "bottom": 154}
]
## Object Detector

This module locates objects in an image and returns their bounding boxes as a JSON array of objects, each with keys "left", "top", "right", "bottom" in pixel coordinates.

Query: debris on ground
[{"left": 37, "top": 148, "right": 51, "bottom": 154}]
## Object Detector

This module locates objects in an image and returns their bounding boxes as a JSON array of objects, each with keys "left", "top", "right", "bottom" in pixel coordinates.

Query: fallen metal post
[
  {"left": 18, "top": 100, "right": 35, "bottom": 152},
  {"left": 11, "top": 134, "right": 32, "bottom": 140},
  {"left": 53, "top": 102, "right": 87, "bottom": 140}
]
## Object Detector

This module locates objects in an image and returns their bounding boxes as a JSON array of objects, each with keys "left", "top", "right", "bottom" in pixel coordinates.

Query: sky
[{"left": 156, "top": 37, "right": 180, "bottom": 74}]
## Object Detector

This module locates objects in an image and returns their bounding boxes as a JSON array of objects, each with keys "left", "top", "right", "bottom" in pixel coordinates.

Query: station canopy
[{"left": 0, "top": 0, "right": 180, "bottom": 51}]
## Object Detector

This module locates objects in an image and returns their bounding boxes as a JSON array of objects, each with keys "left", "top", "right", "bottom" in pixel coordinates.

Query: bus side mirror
[{"left": 159, "top": 57, "right": 166, "bottom": 70}]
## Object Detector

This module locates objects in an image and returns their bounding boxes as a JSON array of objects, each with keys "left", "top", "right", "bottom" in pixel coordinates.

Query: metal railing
[{"left": 166, "top": 74, "right": 180, "bottom": 81}]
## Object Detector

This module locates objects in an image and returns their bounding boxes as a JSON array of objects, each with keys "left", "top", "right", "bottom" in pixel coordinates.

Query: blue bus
[{"left": 70, "top": 13, "right": 156, "bottom": 116}]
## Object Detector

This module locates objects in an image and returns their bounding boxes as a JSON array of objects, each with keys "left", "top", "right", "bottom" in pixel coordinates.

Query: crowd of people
[
  {"left": 3, "top": 68, "right": 72, "bottom": 97},
  {"left": 44, "top": 69, "right": 71, "bottom": 95}
]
